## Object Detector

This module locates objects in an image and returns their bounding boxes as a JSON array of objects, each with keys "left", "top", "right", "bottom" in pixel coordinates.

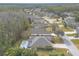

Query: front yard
[
  {"left": 51, "top": 36, "right": 64, "bottom": 44},
  {"left": 60, "top": 26, "right": 74, "bottom": 32},
  {"left": 46, "top": 27, "right": 52, "bottom": 32},
  {"left": 36, "top": 48, "right": 71, "bottom": 56},
  {"left": 71, "top": 39, "right": 79, "bottom": 49},
  {"left": 66, "top": 33, "right": 78, "bottom": 36}
]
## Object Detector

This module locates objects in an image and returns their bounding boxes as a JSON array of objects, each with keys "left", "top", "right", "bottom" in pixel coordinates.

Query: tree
[
  {"left": 75, "top": 15, "right": 79, "bottom": 22},
  {"left": 52, "top": 23, "right": 60, "bottom": 34},
  {"left": 4, "top": 48, "right": 38, "bottom": 56},
  {"left": 0, "top": 9, "right": 31, "bottom": 55}
]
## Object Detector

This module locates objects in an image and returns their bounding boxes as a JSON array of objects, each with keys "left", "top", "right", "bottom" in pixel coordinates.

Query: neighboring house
[
  {"left": 64, "top": 16, "right": 76, "bottom": 28},
  {"left": 46, "top": 12, "right": 55, "bottom": 17},
  {"left": 63, "top": 12, "right": 74, "bottom": 17},
  {"left": 76, "top": 26, "right": 79, "bottom": 34},
  {"left": 42, "top": 16, "right": 62, "bottom": 24},
  {"left": 20, "top": 36, "right": 52, "bottom": 48},
  {"left": 75, "top": 22, "right": 79, "bottom": 27}
]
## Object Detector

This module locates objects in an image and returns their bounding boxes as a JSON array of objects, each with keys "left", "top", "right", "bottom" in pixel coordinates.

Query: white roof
[{"left": 20, "top": 40, "right": 28, "bottom": 48}]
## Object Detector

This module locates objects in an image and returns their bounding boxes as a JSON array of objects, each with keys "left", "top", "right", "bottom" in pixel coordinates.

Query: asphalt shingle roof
[{"left": 28, "top": 36, "right": 52, "bottom": 48}]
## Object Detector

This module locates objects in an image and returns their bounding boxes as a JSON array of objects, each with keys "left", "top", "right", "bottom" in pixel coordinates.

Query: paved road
[{"left": 60, "top": 35, "right": 79, "bottom": 56}]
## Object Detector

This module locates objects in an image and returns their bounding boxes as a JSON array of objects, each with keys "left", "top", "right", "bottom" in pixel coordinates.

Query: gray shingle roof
[{"left": 28, "top": 36, "right": 52, "bottom": 48}]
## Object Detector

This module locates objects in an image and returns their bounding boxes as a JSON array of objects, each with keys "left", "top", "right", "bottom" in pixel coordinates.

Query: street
[{"left": 60, "top": 35, "right": 79, "bottom": 56}]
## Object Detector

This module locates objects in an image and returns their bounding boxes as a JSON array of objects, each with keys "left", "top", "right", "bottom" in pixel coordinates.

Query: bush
[
  {"left": 37, "top": 46, "right": 53, "bottom": 51},
  {"left": 4, "top": 48, "right": 38, "bottom": 56},
  {"left": 49, "top": 51, "right": 65, "bottom": 56}
]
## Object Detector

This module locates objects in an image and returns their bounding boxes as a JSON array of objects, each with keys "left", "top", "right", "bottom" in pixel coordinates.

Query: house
[
  {"left": 76, "top": 26, "right": 79, "bottom": 34},
  {"left": 20, "top": 36, "right": 52, "bottom": 48},
  {"left": 46, "top": 12, "right": 55, "bottom": 17},
  {"left": 42, "top": 16, "right": 62, "bottom": 24},
  {"left": 64, "top": 16, "right": 76, "bottom": 28},
  {"left": 63, "top": 12, "right": 74, "bottom": 17}
]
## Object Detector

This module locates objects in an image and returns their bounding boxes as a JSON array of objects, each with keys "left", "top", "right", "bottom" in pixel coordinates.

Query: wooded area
[{"left": 0, "top": 8, "right": 31, "bottom": 55}]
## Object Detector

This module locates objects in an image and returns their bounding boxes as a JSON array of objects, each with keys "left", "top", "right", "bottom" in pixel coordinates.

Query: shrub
[{"left": 4, "top": 48, "right": 38, "bottom": 56}]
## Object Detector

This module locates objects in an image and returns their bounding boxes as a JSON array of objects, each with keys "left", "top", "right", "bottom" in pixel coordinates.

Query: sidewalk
[
  {"left": 64, "top": 30, "right": 77, "bottom": 34},
  {"left": 53, "top": 44, "right": 68, "bottom": 49}
]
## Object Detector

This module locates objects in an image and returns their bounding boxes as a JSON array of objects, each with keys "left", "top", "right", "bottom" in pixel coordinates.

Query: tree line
[{"left": 0, "top": 8, "right": 31, "bottom": 55}]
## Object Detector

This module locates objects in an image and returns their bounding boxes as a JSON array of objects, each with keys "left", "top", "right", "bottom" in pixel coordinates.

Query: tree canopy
[
  {"left": 4, "top": 48, "right": 38, "bottom": 56},
  {"left": 0, "top": 8, "right": 31, "bottom": 55}
]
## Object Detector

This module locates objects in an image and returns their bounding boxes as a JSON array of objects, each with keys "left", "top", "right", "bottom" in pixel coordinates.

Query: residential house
[
  {"left": 76, "top": 26, "right": 79, "bottom": 36},
  {"left": 64, "top": 16, "right": 76, "bottom": 28},
  {"left": 42, "top": 15, "right": 62, "bottom": 24},
  {"left": 20, "top": 36, "right": 52, "bottom": 48}
]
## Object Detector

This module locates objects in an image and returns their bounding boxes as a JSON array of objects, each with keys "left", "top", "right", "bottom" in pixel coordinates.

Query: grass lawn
[
  {"left": 46, "top": 27, "right": 52, "bottom": 32},
  {"left": 36, "top": 48, "right": 71, "bottom": 56},
  {"left": 51, "top": 36, "right": 64, "bottom": 43},
  {"left": 71, "top": 39, "right": 79, "bottom": 44},
  {"left": 49, "top": 48, "right": 71, "bottom": 56},
  {"left": 37, "top": 50, "right": 49, "bottom": 56},
  {"left": 71, "top": 39, "right": 79, "bottom": 49},
  {"left": 60, "top": 27, "right": 73, "bottom": 32},
  {"left": 66, "top": 34, "right": 78, "bottom": 36},
  {"left": 58, "top": 22, "right": 64, "bottom": 25}
]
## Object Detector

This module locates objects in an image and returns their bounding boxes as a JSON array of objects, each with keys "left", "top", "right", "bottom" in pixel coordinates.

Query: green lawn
[
  {"left": 46, "top": 27, "right": 52, "bottom": 32},
  {"left": 66, "top": 34, "right": 78, "bottom": 36},
  {"left": 49, "top": 48, "right": 71, "bottom": 56},
  {"left": 48, "top": 6, "right": 65, "bottom": 11},
  {"left": 71, "top": 39, "right": 79, "bottom": 49},
  {"left": 60, "top": 27, "right": 73, "bottom": 32},
  {"left": 51, "top": 36, "right": 64, "bottom": 43},
  {"left": 71, "top": 39, "right": 79, "bottom": 44},
  {"left": 36, "top": 48, "right": 71, "bottom": 56}
]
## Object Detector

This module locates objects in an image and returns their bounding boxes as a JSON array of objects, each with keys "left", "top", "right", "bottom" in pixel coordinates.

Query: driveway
[
  {"left": 53, "top": 44, "right": 68, "bottom": 49},
  {"left": 60, "top": 35, "right": 79, "bottom": 56}
]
